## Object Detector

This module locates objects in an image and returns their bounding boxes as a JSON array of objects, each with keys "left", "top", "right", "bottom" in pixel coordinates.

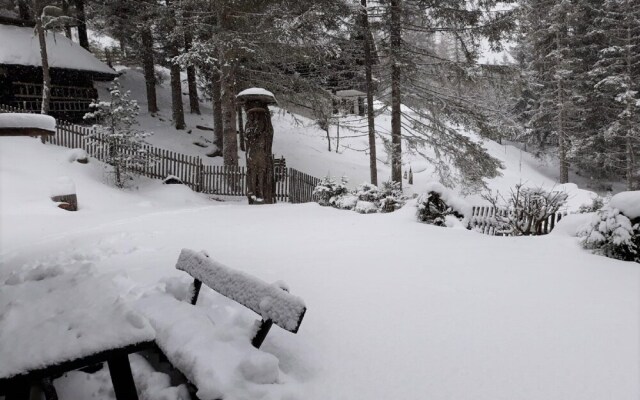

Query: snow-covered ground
[
  {"left": 1, "top": 65, "right": 637, "bottom": 399},
  {"left": 1, "top": 134, "right": 638, "bottom": 399}
]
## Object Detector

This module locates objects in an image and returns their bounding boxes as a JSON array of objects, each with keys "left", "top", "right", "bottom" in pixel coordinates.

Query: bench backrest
[{"left": 175, "top": 249, "right": 306, "bottom": 334}]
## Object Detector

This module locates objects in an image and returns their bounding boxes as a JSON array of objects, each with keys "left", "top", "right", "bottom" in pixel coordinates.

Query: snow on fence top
[
  {"left": 176, "top": 249, "right": 306, "bottom": 333},
  {"left": 609, "top": 191, "right": 640, "bottom": 219},
  {"left": 0, "top": 25, "right": 116, "bottom": 76},
  {"left": 0, "top": 113, "right": 56, "bottom": 132}
]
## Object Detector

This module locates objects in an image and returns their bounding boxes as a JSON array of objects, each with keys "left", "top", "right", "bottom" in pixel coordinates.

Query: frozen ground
[{"left": 1, "top": 137, "right": 638, "bottom": 399}]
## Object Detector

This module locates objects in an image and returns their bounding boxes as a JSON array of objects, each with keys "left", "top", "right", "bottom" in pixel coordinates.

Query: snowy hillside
[
  {"left": 1, "top": 136, "right": 638, "bottom": 400},
  {"left": 100, "top": 67, "right": 596, "bottom": 210}
]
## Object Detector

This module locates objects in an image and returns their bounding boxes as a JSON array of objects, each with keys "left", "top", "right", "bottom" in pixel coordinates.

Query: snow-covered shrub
[
  {"left": 355, "top": 183, "right": 380, "bottom": 203},
  {"left": 483, "top": 184, "right": 568, "bottom": 236},
  {"left": 313, "top": 176, "right": 349, "bottom": 206},
  {"left": 354, "top": 200, "right": 378, "bottom": 214},
  {"left": 577, "top": 195, "right": 608, "bottom": 214},
  {"left": 315, "top": 178, "right": 406, "bottom": 213},
  {"left": 416, "top": 182, "right": 470, "bottom": 226},
  {"left": 579, "top": 206, "right": 639, "bottom": 263},
  {"left": 85, "top": 79, "right": 152, "bottom": 188},
  {"left": 331, "top": 193, "right": 358, "bottom": 210},
  {"left": 353, "top": 181, "right": 405, "bottom": 213},
  {"left": 416, "top": 191, "right": 464, "bottom": 226}
]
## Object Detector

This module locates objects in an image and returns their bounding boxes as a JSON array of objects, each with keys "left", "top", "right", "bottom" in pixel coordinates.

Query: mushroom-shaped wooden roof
[{"left": 237, "top": 88, "right": 278, "bottom": 105}]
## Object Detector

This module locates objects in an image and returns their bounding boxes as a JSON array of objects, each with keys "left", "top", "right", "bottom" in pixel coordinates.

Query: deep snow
[{"left": 1, "top": 137, "right": 638, "bottom": 399}]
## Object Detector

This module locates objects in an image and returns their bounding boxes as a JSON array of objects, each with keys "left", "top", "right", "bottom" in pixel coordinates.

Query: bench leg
[
  {"left": 5, "top": 381, "right": 30, "bottom": 400},
  {"left": 107, "top": 353, "right": 138, "bottom": 400},
  {"left": 251, "top": 319, "right": 273, "bottom": 349},
  {"left": 41, "top": 378, "right": 58, "bottom": 400}
]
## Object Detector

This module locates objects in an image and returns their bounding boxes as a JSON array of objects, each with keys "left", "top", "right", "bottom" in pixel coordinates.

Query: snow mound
[
  {"left": 609, "top": 191, "right": 640, "bottom": 219},
  {"left": 0, "top": 113, "right": 56, "bottom": 132}
]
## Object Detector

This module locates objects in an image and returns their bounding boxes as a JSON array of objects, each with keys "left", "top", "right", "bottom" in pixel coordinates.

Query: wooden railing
[
  {"left": 469, "top": 205, "right": 566, "bottom": 236},
  {"left": 0, "top": 104, "right": 319, "bottom": 203}
]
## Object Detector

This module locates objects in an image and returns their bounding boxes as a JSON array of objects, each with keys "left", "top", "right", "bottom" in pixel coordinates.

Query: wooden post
[
  {"left": 107, "top": 353, "right": 138, "bottom": 400},
  {"left": 237, "top": 90, "right": 277, "bottom": 204},
  {"left": 251, "top": 319, "right": 273, "bottom": 349}
]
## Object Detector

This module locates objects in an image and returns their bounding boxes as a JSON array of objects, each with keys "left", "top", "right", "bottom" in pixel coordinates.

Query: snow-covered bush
[
  {"left": 417, "top": 192, "right": 464, "bottom": 226},
  {"left": 577, "top": 194, "right": 608, "bottom": 214},
  {"left": 314, "top": 178, "right": 406, "bottom": 213},
  {"left": 85, "top": 79, "right": 152, "bottom": 188},
  {"left": 483, "top": 184, "right": 568, "bottom": 236},
  {"left": 416, "top": 182, "right": 468, "bottom": 227},
  {"left": 313, "top": 176, "right": 349, "bottom": 206},
  {"left": 579, "top": 191, "right": 640, "bottom": 263},
  {"left": 579, "top": 206, "right": 639, "bottom": 263}
]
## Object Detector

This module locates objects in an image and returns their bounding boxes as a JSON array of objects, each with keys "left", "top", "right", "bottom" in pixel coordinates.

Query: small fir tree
[{"left": 85, "top": 79, "right": 151, "bottom": 188}]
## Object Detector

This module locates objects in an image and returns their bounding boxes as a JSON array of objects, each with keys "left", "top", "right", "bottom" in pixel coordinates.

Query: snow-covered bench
[
  {"left": 176, "top": 248, "right": 307, "bottom": 349},
  {"left": 0, "top": 271, "right": 155, "bottom": 400}
]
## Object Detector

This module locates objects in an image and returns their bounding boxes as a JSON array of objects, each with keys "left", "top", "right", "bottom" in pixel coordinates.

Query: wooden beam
[
  {"left": 0, "top": 127, "right": 54, "bottom": 137},
  {"left": 0, "top": 341, "right": 154, "bottom": 394},
  {"left": 107, "top": 353, "right": 138, "bottom": 400}
]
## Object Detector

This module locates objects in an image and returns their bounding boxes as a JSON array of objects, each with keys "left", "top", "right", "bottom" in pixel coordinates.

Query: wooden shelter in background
[{"left": 0, "top": 17, "right": 117, "bottom": 122}]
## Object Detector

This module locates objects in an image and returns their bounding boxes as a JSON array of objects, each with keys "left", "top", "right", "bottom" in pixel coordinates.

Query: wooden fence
[
  {"left": 469, "top": 206, "right": 566, "bottom": 236},
  {"left": 0, "top": 104, "right": 319, "bottom": 203}
]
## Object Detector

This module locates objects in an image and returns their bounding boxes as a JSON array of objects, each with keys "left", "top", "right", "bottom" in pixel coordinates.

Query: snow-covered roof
[
  {"left": 335, "top": 89, "right": 366, "bottom": 97},
  {"left": 0, "top": 24, "right": 116, "bottom": 76},
  {"left": 237, "top": 88, "right": 275, "bottom": 99}
]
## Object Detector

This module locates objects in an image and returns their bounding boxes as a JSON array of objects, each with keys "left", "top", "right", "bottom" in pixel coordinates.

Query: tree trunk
[
  {"left": 35, "top": 1, "right": 50, "bottom": 116},
  {"left": 210, "top": 68, "right": 224, "bottom": 156},
  {"left": 237, "top": 104, "right": 245, "bottom": 151},
  {"left": 219, "top": 7, "right": 238, "bottom": 166},
  {"left": 17, "top": 0, "right": 30, "bottom": 20},
  {"left": 140, "top": 27, "right": 158, "bottom": 114},
  {"left": 184, "top": 32, "right": 200, "bottom": 114},
  {"left": 556, "top": 29, "right": 569, "bottom": 184},
  {"left": 170, "top": 60, "right": 185, "bottom": 129},
  {"left": 624, "top": 3, "right": 635, "bottom": 190},
  {"left": 74, "top": 0, "right": 89, "bottom": 50},
  {"left": 390, "top": 0, "right": 403, "bottom": 186},
  {"left": 220, "top": 61, "right": 238, "bottom": 165},
  {"left": 361, "top": 0, "right": 378, "bottom": 185},
  {"left": 62, "top": 0, "right": 72, "bottom": 39},
  {"left": 244, "top": 100, "right": 275, "bottom": 204}
]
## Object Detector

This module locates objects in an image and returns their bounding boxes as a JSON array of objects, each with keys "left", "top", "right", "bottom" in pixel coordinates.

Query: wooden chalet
[{"left": 0, "top": 18, "right": 117, "bottom": 122}]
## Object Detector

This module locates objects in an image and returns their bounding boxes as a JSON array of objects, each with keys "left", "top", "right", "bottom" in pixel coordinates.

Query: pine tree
[
  {"left": 375, "top": 0, "right": 516, "bottom": 189},
  {"left": 85, "top": 79, "right": 152, "bottom": 188},
  {"left": 590, "top": 0, "right": 640, "bottom": 189}
]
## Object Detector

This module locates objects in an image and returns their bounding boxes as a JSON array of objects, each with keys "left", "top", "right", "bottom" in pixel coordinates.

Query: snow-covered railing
[
  {"left": 0, "top": 104, "right": 320, "bottom": 203},
  {"left": 175, "top": 248, "right": 307, "bottom": 348},
  {"left": 468, "top": 206, "right": 566, "bottom": 236}
]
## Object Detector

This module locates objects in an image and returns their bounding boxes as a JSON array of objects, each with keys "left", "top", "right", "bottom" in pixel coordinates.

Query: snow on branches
[{"left": 84, "top": 79, "right": 152, "bottom": 188}]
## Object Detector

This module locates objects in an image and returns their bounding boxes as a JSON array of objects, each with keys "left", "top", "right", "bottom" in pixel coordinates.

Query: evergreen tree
[
  {"left": 375, "top": 0, "right": 516, "bottom": 189},
  {"left": 85, "top": 79, "right": 152, "bottom": 188},
  {"left": 589, "top": 0, "right": 640, "bottom": 189}
]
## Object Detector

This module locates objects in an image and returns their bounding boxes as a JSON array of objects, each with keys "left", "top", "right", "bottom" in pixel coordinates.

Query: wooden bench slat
[{"left": 176, "top": 249, "right": 306, "bottom": 334}]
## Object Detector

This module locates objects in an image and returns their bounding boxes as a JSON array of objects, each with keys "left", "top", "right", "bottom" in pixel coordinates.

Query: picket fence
[
  {"left": 0, "top": 104, "right": 319, "bottom": 203},
  {"left": 468, "top": 205, "right": 566, "bottom": 236}
]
